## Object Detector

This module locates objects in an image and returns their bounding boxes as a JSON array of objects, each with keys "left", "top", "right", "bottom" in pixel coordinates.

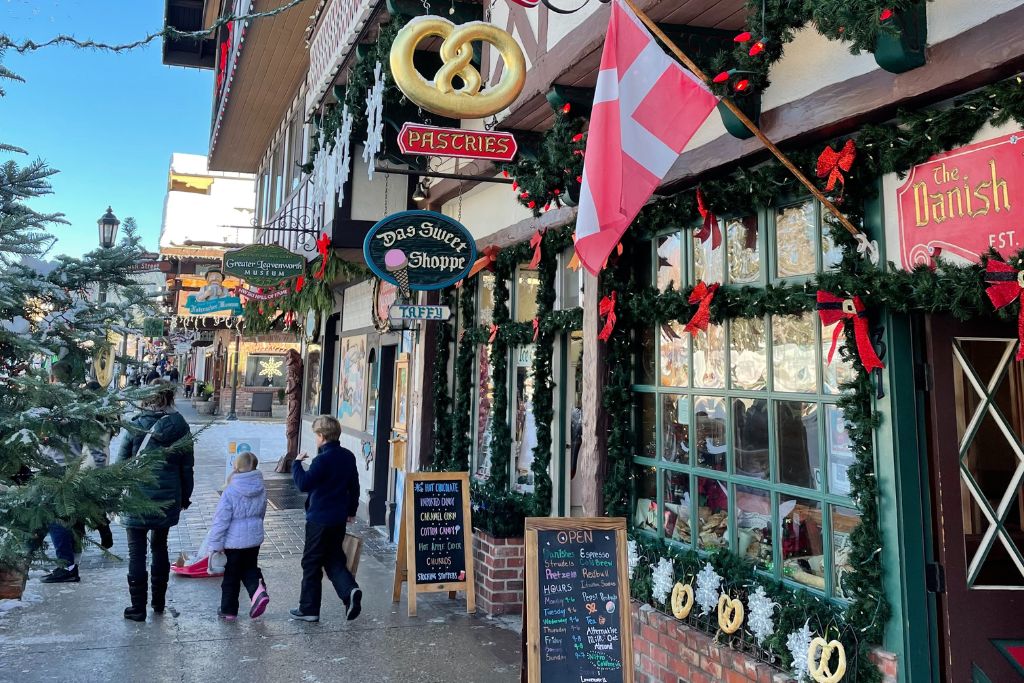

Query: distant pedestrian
[
  {"left": 168, "top": 366, "right": 180, "bottom": 384},
  {"left": 206, "top": 452, "right": 270, "bottom": 621},
  {"left": 145, "top": 366, "right": 160, "bottom": 384},
  {"left": 183, "top": 374, "right": 195, "bottom": 399},
  {"left": 117, "top": 379, "right": 194, "bottom": 621},
  {"left": 289, "top": 415, "right": 362, "bottom": 623}
]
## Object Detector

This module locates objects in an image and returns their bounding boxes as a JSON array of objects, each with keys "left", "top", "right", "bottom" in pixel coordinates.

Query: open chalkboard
[
  {"left": 392, "top": 471, "right": 475, "bottom": 616},
  {"left": 524, "top": 517, "right": 633, "bottom": 683}
]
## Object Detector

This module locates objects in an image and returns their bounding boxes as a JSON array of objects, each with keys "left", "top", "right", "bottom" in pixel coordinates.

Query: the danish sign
[
  {"left": 397, "top": 123, "right": 517, "bottom": 162},
  {"left": 363, "top": 211, "right": 477, "bottom": 291},
  {"left": 897, "top": 132, "right": 1023, "bottom": 269}
]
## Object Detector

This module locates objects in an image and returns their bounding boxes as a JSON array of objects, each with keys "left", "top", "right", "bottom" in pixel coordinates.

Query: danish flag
[{"left": 574, "top": 0, "right": 719, "bottom": 275}]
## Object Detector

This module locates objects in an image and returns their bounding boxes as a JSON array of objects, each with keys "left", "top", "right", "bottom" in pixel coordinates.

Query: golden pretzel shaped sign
[
  {"left": 670, "top": 582, "right": 694, "bottom": 620},
  {"left": 716, "top": 593, "right": 744, "bottom": 634},
  {"left": 389, "top": 17, "right": 527, "bottom": 120},
  {"left": 808, "top": 637, "right": 847, "bottom": 683}
]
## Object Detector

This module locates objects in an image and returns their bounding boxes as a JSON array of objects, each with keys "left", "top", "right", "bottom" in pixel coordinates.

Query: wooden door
[{"left": 926, "top": 316, "right": 1024, "bottom": 681}]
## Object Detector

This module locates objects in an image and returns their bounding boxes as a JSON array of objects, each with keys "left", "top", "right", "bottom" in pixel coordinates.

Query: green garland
[{"left": 502, "top": 110, "right": 587, "bottom": 218}]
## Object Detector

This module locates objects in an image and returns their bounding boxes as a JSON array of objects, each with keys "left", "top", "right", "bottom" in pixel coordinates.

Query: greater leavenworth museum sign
[
  {"left": 223, "top": 244, "right": 306, "bottom": 287},
  {"left": 363, "top": 210, "right": 477, "bottom": 291},
  {"left": 397, "top": 123, "right": 518, "bottom": 162},
  {"left": 897, "top": 131, "right": 1022, "bottom": 268}
]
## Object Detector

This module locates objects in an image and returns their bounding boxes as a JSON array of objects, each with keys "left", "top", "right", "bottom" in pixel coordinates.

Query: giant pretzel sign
[{"left": 390, "top": 17, "right": 526, "bottom": 119}]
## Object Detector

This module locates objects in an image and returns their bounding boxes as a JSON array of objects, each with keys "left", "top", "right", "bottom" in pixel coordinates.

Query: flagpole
[{"left": 622, "top": 0, "right": 863, "bottom": 238}]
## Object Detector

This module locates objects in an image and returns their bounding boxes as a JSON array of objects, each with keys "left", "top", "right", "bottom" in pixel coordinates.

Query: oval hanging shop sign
[{"left": 363, "top": 210, "right": 477, "bottom": 291}]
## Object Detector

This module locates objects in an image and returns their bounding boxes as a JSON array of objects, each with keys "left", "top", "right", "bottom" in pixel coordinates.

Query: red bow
[
  {"left": 314, "top": 233, "right": 331, "bottom": 280},
  {"left": 460, "top": 245, "right": 501, "bottom": 287},
  {"left": 985, "top": 260, "right": 1024, "bottom": 361},
  {"left": 598, "top": 292, "right": 617, "bottom": 342},
  {"left": 528, "top": 229, "right": 544, "bottom": 269},
  {"left": 488, "top": 323, "right": 498, "bottom": 344},
  {"left": 816, "top": 291, "right": 884, "bottom": 372},
  {"left": 694, "top": 188, "right": 721, "bottom": 249},
  {"left": 684, "top": 281, "right": 719, "bottom": 336},
  {"left": 294, "top": 275, "right": 305, "bottom": 293},
  {"left": 816, "top": 139, "right": 857, "bottom": 192},
  {"left": 532, "top": 317, "right": 540, "bottom": 341}
]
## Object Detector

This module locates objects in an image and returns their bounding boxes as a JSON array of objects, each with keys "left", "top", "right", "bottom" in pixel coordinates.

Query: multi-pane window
[
  {"left": 632, "top": 199, "right": 859, "bottom": 601},
  {"left": 472, "top": 273, "right": 497, "bottom": 481}
]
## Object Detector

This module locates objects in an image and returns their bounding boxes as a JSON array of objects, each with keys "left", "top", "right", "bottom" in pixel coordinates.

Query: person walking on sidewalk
[
  {"left": 289, "top": 415, "right": 362, "bottom": 623},
  {"left": 206, "top": 452, "right": 270, "bottom": 621},
  {"left": 117, "top": 379, "right": 195, "bottom": 622}
]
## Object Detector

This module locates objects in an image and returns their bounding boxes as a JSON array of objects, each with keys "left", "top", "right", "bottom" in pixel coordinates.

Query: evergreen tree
[{"left": 0, "top": 40, "right": 162, "bottom": 574}]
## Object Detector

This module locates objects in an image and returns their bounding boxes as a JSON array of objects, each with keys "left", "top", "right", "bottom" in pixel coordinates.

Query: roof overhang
[{"left": 162, "top": 0, "right": 217, "bottom": 69}]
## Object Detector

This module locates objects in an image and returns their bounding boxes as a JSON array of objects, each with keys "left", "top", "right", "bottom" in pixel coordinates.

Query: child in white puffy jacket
[{"left": 207, "top": 452, "right": 269, "bottom": 620}]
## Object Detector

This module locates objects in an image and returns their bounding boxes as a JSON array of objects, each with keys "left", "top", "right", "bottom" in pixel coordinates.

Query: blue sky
[{"left": 1, "top": 0, "right": 213, "bottom": 257}]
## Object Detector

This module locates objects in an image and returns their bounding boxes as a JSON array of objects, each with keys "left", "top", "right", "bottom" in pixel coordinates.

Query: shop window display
[
  {"left": 303, "top": 345, "right": 321, "bottom": 415},
  {"left": 512, "top": 345, "right": 537, "bottom": 493},
  {"left": 633, "top": 213, "right": 858, "bottom": 600},
  {"left": 243, "top": 354, "right": 287, "bottom": 388}
]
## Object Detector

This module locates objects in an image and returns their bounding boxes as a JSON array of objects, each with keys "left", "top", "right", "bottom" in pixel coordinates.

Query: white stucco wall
[
  {"left": 159, "top": 153, "right": 257, "bottom": 249},
  {"left": 341, "top": 280, "right": 374, "bottom": 332}
]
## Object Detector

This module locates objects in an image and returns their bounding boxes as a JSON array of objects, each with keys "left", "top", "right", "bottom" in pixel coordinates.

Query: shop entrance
[
  {"left": 368, "top": 344, "right": 396, "bottom": 527},
  {"left": 925, "top": 316, "right": 1024, "bottom": 681}
]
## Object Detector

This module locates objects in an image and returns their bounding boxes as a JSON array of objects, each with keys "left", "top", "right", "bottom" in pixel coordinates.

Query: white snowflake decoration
[
  {"left": 651, "top": 557, "right": 674, "bottom": 605},
  {"left": 362, "top": 61, "right": 385, "bottom": 181},
  {"left": 786, "top": 620, "right": 814, "bottom": 682},
  {"left": 746, "top": 585, "right": 777, "bottom": 646},
  {"left": 333, "top": 105, "right": 353, "bottom": 203},
  {"left": 258, "top": 358, "right": 284, "bottom": 379},
  {"left": 627, "top": 539, "right": 639, "bottom": 580},
  {"left": 694, "top": 562, "right": 722, "bottom": 616}
]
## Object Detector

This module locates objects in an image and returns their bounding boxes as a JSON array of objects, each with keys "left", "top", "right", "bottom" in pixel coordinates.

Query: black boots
[
  {"left": 124, "top": 574, "right": 147, "bottom": 622},
  {"left": 151, "top": 577, "right": 167, "bottom": 614}
]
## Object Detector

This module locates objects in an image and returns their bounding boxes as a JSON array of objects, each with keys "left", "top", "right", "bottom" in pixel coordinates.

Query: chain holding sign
[
  {"left": 363, "top": 210, "right": 477, "bottom": 292},
  {"left": 389, "top": 17, "right": 526, "bottom": 120}
]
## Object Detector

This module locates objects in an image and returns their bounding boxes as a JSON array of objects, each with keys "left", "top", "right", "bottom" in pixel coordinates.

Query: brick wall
[
  {"left": 473, "top": 529, "right": 525, "bottom": 617},
  {"left": 632, "top": 602, "right": 898, "bottom": 683},
  {"left": 218, "top": 386, "right": 284, "bottom": 417}
]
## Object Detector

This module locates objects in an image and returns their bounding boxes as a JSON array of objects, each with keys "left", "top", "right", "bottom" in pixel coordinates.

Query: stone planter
[
  {"left": 271, "top": 403, "right": 287, "bottom": 419},
  {"left": 472, "top": 528, "right": 524, "bottom": 617},
  {"left": 195, "top": 400, "right": 215, "bottom": 416},
  {"left": 0, "top": 566, "right": 27, "bottom": 600}
]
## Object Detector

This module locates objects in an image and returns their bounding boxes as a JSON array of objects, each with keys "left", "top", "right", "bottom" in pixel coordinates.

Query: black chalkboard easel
[{"left": 524, "top": 517, "right": 633, "bottom": 683}]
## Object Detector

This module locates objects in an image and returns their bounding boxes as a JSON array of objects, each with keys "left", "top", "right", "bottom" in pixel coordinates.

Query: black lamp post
[{"left": 97, "top": 206, "right": 120, "bottom": 250}]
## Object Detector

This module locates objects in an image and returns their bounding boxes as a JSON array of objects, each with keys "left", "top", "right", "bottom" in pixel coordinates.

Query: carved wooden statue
[{"left": 275, "top": 348, "right": 303, "bottom": 473}]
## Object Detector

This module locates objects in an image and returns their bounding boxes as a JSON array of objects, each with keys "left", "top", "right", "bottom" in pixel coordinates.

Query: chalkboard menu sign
[
  {"left": 392, "top": 471, "right": 476, "bottom": 617},
  {"left": 525, "top": 517, "right": 633, "bottom": 683}
]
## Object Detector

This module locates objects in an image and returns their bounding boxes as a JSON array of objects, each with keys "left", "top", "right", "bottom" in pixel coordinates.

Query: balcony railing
[{"left": 305, "top": 0, "right": 379, "bottom": 116}]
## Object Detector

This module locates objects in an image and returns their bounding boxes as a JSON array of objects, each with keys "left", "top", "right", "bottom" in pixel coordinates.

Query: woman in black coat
[{"left": 117, "top": 380, "right": 195, "bottom": 621}]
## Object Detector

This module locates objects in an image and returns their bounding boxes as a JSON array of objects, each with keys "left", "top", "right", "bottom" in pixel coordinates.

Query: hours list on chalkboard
[
  {"left": 537, "top": 529, "right": 624, "bottom": 683},
  {"left": 412, "top": 478, "right": 467, "bottom": 585}
]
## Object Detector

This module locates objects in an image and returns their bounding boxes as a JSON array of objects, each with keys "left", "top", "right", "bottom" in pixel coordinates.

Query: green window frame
[{"left": 631, "top": 199, "right": 860, "bottom": 602}]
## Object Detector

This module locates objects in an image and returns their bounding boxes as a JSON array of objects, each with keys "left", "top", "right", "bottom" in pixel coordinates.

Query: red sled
[{"left": 171, "top": 555, "right": 223, "bottom": 578}]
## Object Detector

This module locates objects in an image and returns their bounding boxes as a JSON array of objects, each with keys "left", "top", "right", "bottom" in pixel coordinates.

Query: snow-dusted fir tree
[{"left": 0, "top": 43, "right": 160, "bottom": 574}]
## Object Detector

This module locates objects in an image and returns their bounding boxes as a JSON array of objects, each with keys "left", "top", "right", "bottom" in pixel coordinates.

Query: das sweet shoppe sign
[
  {"left": 363, "top": 210, "right": 477, "bottom": 291},
  {"left": 897, "top": 132, "right": 1022, "bottom": 268}
]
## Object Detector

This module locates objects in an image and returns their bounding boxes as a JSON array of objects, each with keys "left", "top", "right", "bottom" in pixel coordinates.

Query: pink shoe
[
  {"left": 218, "top": 610, "right": 237, "bottom": 621},
  {"left": 249, "top": 580, "right": 270, "bottom": 619}
]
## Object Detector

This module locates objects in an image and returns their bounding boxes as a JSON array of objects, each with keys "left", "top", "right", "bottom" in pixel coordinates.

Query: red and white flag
[{"left": 574, "top": 0, "right": 718, "bottom": 275}]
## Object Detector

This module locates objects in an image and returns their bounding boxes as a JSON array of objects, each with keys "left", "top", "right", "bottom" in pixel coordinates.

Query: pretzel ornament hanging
[
  {"left": 670, "top": 582, "right": 694, "bottom": 619},
  {"left": 716, "top": 593, "right": 744, "bottom": 634},
  {"left": 808, "top": 637, "right": 847, "bottom": 683},
  {"left": 390, "top": 17, "right": 527, "bottom": 119}
]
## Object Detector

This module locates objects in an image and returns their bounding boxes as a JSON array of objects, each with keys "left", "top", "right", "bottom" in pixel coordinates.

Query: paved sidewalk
[{"left": 0, "top": 399, "right": 523, "bottom": 682}]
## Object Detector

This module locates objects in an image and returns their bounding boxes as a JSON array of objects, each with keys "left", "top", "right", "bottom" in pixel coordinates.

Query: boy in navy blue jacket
[{"left": 290, "top": 415, "right": 362, "bottom": 622}]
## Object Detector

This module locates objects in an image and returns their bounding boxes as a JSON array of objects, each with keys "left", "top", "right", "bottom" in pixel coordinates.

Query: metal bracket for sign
[
  {"left": 373, "top": 165, "right": 514, "bottom": 185},
  {"left": 222, "top": 207, "right": 321, "bottom": 254}
]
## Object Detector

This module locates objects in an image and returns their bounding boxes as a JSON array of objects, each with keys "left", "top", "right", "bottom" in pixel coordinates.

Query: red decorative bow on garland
[
  {"left": 294, "top": 275, "right": 305, "bottom": 293},
  {"left": 816, "top": 291, "right": 885, "bottom": 372},
  {"left": 684, "top": 281, "right": 719, "bottom": 336},
  {"left": 488, "top": 323, "right": 499, "bottom": 344},
  {"left": 460, "top": 245, "right": 501, "bottom": 287},
  {"left": 532, "top": 318, "right": 540, "bottom": 341},
  {"left": 984, "top": 259, "right": 1024, "bottom": 361},
  {"left": 694, "top": 188, "right": 721, "bottom": 249},
  {"left": 314, "top": 233, "right": 331, "bottom": 280},
  {"left": 528, "top": 229, "right": 545, "bottom": 269},
  {"left": 597, "top": 292, "right": 617, "bottom": 342},
  {"left": 816, "top": 139, "right": 857, "bottom": 192}
]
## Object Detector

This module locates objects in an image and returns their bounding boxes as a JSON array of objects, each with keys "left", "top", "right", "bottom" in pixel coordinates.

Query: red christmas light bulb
[
  {"left": 571, "top": 133, "right": 584, "bottom": 143},
  {"left": 734, "top": 79, "right": 751, "bottom": 92},
  {"left": 553, "top": 188, "right": 560, "bottom": 195},
  {"left": 512, "top": 180, "right": 518, "bottom": 191},
  {"left": 562, "top": 103, "right": 571, "bottom": 114},
  {"left": 527, "top": 201, "right": 536, "bottom": 209},
  {"left": 734, "top": 31, "right": 752, "bottom": 43},
  {"left": 576, "top": 176, "right": 582, "bottom": 183},
  {"left": 502, "top": 169, "right": 509, "bottom": 177},
  {"left": 713, "top": 71, "right": 731, "bottom": 84},
  {"left": 879, "top": 8, "right": 894, "bottom": 20},
  {"left": 748, "top": 40, "right": 765, "bottom": 56}
]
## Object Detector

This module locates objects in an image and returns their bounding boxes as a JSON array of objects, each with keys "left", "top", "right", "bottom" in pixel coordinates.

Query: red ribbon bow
[
  {"left": 314, "top": 233, "right": 331, "bottom": 280},
  {"left": 598, "top": 292, "right": 617, "bottom": 342},
  {"left": 985, "top": 260, "right": 1024, "bottom": 361},
  {"left": 528, "top": 229, "right": 544, "bottom": 269},
  {"left": 459, "top": 245, "right": 501, "bottom": 287},
  {"left": 694, "top": 188, "right": 722, "bottom": 249},
  {"left": 532, "top": 317, "right": 540, "bottom": 341},
  {"left": 816, "top": 139, "right": 857, "bottom": 192},
  {"left": 684, "top": 281, "right": 719, "bottom": 336},
  {"left": 816, "top": 291, "right": 884, "bottom": 372},
  {"left": 294, "top": 275, "right": 305, "bottom": 293},
  {"left": 488, "top": 323, "right": 499, "bottom": 344}
]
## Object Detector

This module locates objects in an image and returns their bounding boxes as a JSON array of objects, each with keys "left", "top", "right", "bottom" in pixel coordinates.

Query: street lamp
[{"left": 97, "top": 206, "right": 120, "bottom": 250}]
